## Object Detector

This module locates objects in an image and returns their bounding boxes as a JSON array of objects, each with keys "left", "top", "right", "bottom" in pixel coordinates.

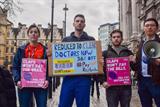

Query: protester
[
  {"left": 102, "top": 29, "right": 136, "bottom": 107},
  {"left": 135, "top": 18, "right": 160, "bottom": 107},
  {"left": 12, "top": 24, "right": 48, "bottom": 107},
  {"left": 0, "top": 65, "right": 17, "bottom": 107},
  {"left": 58, "top": 14, "right": 97, "bottom": 107}
]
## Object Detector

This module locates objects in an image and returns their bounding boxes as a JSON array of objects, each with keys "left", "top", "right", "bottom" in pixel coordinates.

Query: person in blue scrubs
[{"left": 58, "top": 14, "right": 96, "bottom": 107}]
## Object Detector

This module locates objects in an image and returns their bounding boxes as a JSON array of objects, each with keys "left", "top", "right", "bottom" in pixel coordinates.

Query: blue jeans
[
  {"left": 18, "top": 88, "right": 48, "bottom": 107},
  {"left": 138, "top": 77, "right": 160, "bottom": 107},
  {"left": 106, "top": 86, "right": 131, "bottom": 107},
  {"left": 58, "top": 76, "right": 91, "bottom": 107}
]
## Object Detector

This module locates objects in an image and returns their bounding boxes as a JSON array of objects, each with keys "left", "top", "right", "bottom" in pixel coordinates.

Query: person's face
[
  {"left": 73, "top": 17, "right": 85, "bottom": 32},
  {"left": 28, "top": 27, "right": 39, "bottom": 43},
  {"left": 144, "top": 20, "right": 158, "bottom": 37},
  {"left": 111, "top": 32, "right": 122, "bottom": 47}
]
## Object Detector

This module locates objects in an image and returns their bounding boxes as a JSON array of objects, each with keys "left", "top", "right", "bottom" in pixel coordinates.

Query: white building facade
[
  {"left": 98, "top": 22, "right": 119, "bottom": 51},
  {"left": 118, "top": 0, "right": 160, "bottom": 52}
]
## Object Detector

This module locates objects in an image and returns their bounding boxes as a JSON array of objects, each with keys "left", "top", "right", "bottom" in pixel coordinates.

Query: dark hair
[
  {"left": 144, "top": 18, "right": 159, "bottom": 28},
  {"left": 110, "top": 29, "right": 123, "bottom": 38},
  {"left": 74, "top": 14, "right": 85, "bottom": 22},
  {"left": 27, "top": 24, "right": 40, "bottom": 35}
]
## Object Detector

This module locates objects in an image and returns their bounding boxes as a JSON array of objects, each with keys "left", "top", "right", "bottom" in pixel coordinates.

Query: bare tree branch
[{"left": 0, "top": 0, "right": 23, "bottom": 17}]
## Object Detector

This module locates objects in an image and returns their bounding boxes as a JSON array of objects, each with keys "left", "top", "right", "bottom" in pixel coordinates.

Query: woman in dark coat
[{"left": 0, "top": 65, "right": 17, "bottom": 107}]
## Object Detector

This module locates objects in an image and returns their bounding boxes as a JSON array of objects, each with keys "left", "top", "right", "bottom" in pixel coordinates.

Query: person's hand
[
  {"left": 99, "top": 56, "right": 104, "bottom": 66},
  {"left": 155, "top": 59, "right": 160, "bottom": 65},
  {"left": 17, "top": 81, "right": 22, "bottom": 89},
  {"left": 102, "top": 82, "right": 110, "bottom": 88},
  {"left": 129, "top": 55, "right": 136, "bottom": 63},
  {"left": 46, "top": 49, "right": 52, "bottom": 57},
  {"left": 42, "top": 80, "right": 49, "bottom": 89}
]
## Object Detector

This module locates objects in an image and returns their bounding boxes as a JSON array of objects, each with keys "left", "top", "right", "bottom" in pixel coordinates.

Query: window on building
[
  {"left": 22, "top": 31, "right": 25, "bottom": 38},
  {"left": 6, "top": 47, "right": 9, "bottom": 53},
  {"left": 0, "top": 50, "right": 1, "bottom": 57},
  {"left": 0, "top": 31, "right": 2, "bottom": 36},
  {"left": 11, "top": 47, "right": 14, "bottom": 53},
  {"left": 10, "top": 56, "right": 13, "bottom": 62},
  {"left": 11, "top": 41, "right": 14, "bottom": 44},
  {"left": 7, "top": 31, "right": 10, "bottom": 37},
  {"left": 18, "top": 41, "right": 22, "bottom": 46},
  {"left": 6, "top": 40, "right": 9, "bottom": 44},
  {"left": 6, "top": 56, "right": 9, "bottom": 62}
]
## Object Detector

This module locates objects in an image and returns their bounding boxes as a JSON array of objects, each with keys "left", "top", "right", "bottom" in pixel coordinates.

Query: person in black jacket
[
  {"left": 135, "top": 18, "right": 160, "bottom": 107},
  {"left": 102, "top": 29, "right": 136, "bottom": 107},
  {"left": 0, "top": 65, "right": 17, "bottom": 107}
]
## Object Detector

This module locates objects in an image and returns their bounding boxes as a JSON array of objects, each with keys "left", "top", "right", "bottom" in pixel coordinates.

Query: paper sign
[
  {"left": 106, "top": 57, "right": 131, "bottom": 86},
  {"left": 49, "top": 41, "right": 103, "bottom": 76},
  {"left": 21, "top": 58, "right": 46, "bottom": 88}
]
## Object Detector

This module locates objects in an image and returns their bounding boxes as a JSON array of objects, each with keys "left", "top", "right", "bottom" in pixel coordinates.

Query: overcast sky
[{"left": 10, "top": 0, "right": 118, "bottom": 39}]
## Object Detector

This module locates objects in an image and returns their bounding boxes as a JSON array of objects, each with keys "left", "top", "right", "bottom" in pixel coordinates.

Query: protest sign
[
  {"left": 21, "top": 58, "right": 46, "bottom": 88},
  {"left": 106, "top": 57, "right": 131, "bottom": 86},
  {"left": 48, "top": 41, "right": 103, "bottom": 76}
]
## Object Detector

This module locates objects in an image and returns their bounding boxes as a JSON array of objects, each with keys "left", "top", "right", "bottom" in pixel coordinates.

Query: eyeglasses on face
[{"left": 144, "top": 24, "right": 156, "bottom": 27}]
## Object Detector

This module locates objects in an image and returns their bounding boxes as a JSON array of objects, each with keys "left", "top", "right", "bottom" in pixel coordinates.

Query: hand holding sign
[
  {"left": 102, "top": 82, "right": 110, "bottom": 88},
  {"left": 42, "top": 80, "right": 49, "bottom": 89},
  {"left": 128, "top": 55, "right": 136, "bottom": 63},
  {"left": 47, "top": 42, "right": 52, "bottom": 57},
  {"left": 17, "top": 81, "right": 22, "bottom": 89}
]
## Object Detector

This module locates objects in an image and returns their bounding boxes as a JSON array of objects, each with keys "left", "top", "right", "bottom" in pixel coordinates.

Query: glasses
[{"left": 144, "top": 24, "right": 157, "bottom": 27}]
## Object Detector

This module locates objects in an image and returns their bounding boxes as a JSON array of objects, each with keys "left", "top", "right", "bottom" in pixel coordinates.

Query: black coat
[
  {"left": 0, "top": 65, "right": 17, "bottom": 107},
  {"left": 135, "top": 34, "right": 160, "bottom": 85},
  {"left": 100, "top": 45, "right": 134, "bottom": 90}
]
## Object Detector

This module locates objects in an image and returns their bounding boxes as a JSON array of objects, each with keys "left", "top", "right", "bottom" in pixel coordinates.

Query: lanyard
[{"left": 28, "top": 47, "right": 37, "bottom": 58}]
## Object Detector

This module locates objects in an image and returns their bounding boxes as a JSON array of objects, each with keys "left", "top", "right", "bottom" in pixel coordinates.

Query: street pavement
[
  {"left": 47, "top": 85, "right": 142, "bottom": 107},
  {"left": 16, "top": 84, "right": 155, "bottom": 107}
]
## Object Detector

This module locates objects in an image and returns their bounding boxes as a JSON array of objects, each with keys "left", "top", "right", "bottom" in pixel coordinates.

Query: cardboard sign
[
  {"left": 106, "top": 57, "right": 131, "bottom": 86},
  {"left": 48, "top": 41, "right": 103, "bottom": 76},
  {"left": 21, "top": 58, "right": 46, "bottom": 88}
]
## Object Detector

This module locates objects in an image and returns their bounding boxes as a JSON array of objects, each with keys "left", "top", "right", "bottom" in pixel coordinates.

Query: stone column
[
  {"left": 131, "top": 0, "right": 138, "bottom": 37},
  {"left": 119, "top": 0, "right": 127, "bottom": 40}
]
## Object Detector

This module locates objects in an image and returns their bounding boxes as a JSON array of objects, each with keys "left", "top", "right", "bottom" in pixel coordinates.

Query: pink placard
[
  {"left": 21, "top": 58, "right": 46, "bottom": 88},
  {"left": 106, "top": 57, "right": 131, "bottom": 86}
]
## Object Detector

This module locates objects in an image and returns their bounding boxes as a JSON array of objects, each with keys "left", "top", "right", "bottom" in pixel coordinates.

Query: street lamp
[
  {"left": 63, "top": 4, "right": 69, "bottom": 38},
  {"left": 51, "top": 0, "right": 54, "bottom": 42},
  {"left": 48, "top": 0, "right": 54, "bottom": 99}
]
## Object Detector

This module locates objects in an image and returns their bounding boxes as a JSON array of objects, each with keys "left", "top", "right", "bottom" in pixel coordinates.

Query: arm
[
  {"left": 127, "top": 50, "right": 137, "bottom": 71},
  {"left": 42, "top": 46, "right": 49, "bottom": 89},
  {"left": 101, "top": 51, "right": 110, "bottom": 88},
  {"left": 12, "top": 48, "right": 22, "bottom": 84}
]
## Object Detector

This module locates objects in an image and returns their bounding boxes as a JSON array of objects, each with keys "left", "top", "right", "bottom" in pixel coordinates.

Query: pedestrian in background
[{"left": 91, "top": 75, "right": 100, "bottom": 99}]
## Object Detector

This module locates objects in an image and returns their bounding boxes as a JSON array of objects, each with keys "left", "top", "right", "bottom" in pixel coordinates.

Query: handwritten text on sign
[
  {"left": 106, "top": 57, "right": 131, "bottom": 86},
  {"left": 52, "top": 41, "right": 98, "bottom": 75},
  {"left": 21, "top": 58, "right": 46, "bottom": 88}
]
